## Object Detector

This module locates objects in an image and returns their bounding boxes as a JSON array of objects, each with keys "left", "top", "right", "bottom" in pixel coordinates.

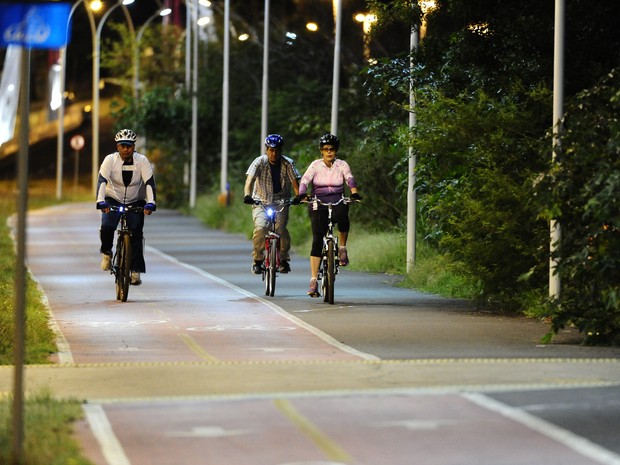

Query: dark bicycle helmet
[
  {"left": 319, "top": 133, "right": 339, "bottom": 150},
  {"left": 115, "top": 128, "right": 137, "bottom": 144},
  {"left": 265, "top": 134, "right": 284, "bottom": 148}
]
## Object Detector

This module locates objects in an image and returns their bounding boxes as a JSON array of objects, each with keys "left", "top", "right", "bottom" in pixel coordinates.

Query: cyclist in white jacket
[{"left": 96, "top": 129, "right": 156, "bottom": 285}]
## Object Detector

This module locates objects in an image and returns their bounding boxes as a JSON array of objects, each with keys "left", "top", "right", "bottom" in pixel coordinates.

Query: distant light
[
  {"left": 354, "top": 13, "right": 365, "bottom": 23},
  {"left": 197, "top": 16, "right": 211, "bottom": 26},
  {"left": 160, "top": 8, "right": 172, "bottom": 17},
  {"left": 306, "top": 22, "right": 318, "bottom": 32},
  {"left": 238, "top": 33, "right": 249, "bottom": 41},
  {"left": 285, "top": 32, "right": 297, "bottom": 40},
  {"left": 199, "top": 0, "right": 211, "bottom": 6},
  {"left": 90, "top": 0, "right": 102, "bottom": 12},
  {"left": 122, "top": 0, "right": 134, "bottom": 5}
]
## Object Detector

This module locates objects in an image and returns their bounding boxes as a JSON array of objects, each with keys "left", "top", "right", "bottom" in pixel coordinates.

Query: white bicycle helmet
[{"left": 115, "top": 128, "right": 137, "bottom": 144}]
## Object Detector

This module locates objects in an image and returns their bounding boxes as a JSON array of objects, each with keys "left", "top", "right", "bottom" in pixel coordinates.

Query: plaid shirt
[{"left": 246, "top": 155, "right": 300, "bottom": 204}]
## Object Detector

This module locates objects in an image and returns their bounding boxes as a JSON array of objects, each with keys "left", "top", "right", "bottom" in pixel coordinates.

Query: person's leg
[
  {"left": 127, "top": 211, "right": 146, "bottom": 273},
  {"left": 100, "top": 211, "right": 120, "bottom": 254},
  {"left": 276, "top": 205, "right": 291, "bottom": 261},
  {"left": 307, "top": 207, "right": 327, "bottom": 296},
  {"left": 334, "top": 203, "right": 350, "bottom": 265},
  {"left": 251, "top": 206, "right": 268, "bottom": 261}
]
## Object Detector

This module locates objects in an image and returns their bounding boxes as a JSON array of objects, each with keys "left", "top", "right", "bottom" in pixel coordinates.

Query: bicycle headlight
[{"left": 266, "top": 208, "right": 274, "bottom": 217}]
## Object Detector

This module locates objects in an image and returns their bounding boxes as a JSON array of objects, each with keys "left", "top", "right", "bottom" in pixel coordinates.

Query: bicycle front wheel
[
  {"left": 324, "top": 241, "right": 335, "bottom": 304},
  {"left": 116, "top": 233, "right": 131, "bottom": 302},
  {"left": 265, "top": 238, "right": 277, "bottom": 297}
]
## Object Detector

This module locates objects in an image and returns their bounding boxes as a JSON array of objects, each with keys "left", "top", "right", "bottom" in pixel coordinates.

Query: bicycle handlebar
[
  {"left": 108, "top": 205, "right": 147, "bottom": 214},
  {"left": 301, "top": 196, "right": 360, "bottom": 206}
]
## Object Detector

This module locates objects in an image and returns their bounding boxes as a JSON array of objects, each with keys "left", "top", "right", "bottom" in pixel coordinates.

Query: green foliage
[
  {"left": 536, "top": 70, "right": 620, "bottom": 344},
  {"left": 112, "top": 86, "right": 192, "bottom": 208}
]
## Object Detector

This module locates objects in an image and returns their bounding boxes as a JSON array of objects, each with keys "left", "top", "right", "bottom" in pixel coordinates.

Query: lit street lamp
[
  {"left": 354, "top": 13, "right": 377, "bottom": 63},
  {"left": 92, "top": 0, "right": 135, "bottom": 194}
]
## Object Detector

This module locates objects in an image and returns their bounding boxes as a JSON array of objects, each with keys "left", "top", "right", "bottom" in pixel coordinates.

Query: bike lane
[{"left": 8, "top": 203, "right": 620, "bottom": 465}]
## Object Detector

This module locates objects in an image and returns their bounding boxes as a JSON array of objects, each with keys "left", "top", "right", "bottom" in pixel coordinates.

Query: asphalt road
[{"left": 2, "top": 202, "right": 618, "bottom": 465}]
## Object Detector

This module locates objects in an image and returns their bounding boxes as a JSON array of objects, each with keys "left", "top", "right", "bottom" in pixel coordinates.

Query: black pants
[
  {"left": 307, "top": 202, "right": 349, "bottom": 257},
  {"left": 100, "top": 207, "right": 146, "bottom": 273}
]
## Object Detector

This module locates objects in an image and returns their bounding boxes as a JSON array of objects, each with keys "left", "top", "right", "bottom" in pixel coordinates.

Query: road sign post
[
  {"left": 71, "top": 134, "right": 85, "bottom": 190},
  {"left": 0, "top": 3, "right": 71, "bottom": 464}
]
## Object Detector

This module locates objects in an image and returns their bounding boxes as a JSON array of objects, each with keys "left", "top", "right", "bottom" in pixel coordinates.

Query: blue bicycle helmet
[
  {"left": 265, "top": 134, "right": 284, "bottom": 148},
  {"left": 319, "top": 133, "right": 339, "bottom": 150}
]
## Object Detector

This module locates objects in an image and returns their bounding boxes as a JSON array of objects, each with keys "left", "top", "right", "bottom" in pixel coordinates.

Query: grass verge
[
  {"left": 0, "top": 392, "right": 91, "bottom": 465},
  {"left": 0, "top": 179, "right": 94, "bottom": 464},
  {"left": 0, "top": 179, "right": 91, "bottom": 364}
]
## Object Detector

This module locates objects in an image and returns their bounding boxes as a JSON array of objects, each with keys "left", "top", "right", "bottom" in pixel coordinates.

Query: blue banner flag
[{"left": 0, "top": 2, "right": 71, "bottom": 48}]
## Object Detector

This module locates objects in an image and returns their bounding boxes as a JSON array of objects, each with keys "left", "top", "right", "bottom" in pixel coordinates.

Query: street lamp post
[
  {"left": 92, "top": 0, "right": 135, "bottom": 195},
  {"left": 407, "top": 1, "right": 435, "bottom": 272},
  {"left": 56, "top": 0, "right": 96, "bottom": 199},
  {"left": 330, "top": 0, "right": 342, "bottom": 135},
  {"left": 260, "top": 0, "right": 270, "bottom": 152},
  {"left": 134, "top": 7, "right": 172, "bottom": 100}
]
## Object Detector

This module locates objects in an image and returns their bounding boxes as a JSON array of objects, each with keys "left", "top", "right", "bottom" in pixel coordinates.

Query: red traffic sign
[{"left": 70, "top": 135, "right": 85, "bottom": 151}]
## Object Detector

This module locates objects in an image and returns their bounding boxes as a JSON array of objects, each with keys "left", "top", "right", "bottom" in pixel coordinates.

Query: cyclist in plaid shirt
[{"left": 244, "top": 134, "right": 300, "bottom": 274}]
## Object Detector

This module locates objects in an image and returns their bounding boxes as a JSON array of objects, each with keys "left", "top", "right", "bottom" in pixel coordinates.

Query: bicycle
[
  {"left": 305, "top": 196, "right": 359, "bottom": 304},
  {"left": 108, "top": 205, "right": 144, "bottom": 302},
  {"left": 250, "top": 199, "right": 291, "bottom": 297}
]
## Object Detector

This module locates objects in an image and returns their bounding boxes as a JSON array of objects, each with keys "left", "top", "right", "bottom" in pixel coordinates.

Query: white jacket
[{"left": 96, "top": 152, "right": 156, "bottom": 205}]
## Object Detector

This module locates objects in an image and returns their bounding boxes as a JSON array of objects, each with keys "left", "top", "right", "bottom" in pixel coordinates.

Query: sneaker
[
  {"left": 130, "top": 271, "right": 142, "bottom": 285},
  {"left": 101, "top": 253, "right": 111, "bottom": 271},
  {"left": 251, "top": 260, "right": 263, "bottom": 275},
  {"left": 279, "top": 260, "right": 291, "bottom": 273},
  {"left": 338, "top": 247, "right": 349, "bottom": 266},
  {"left": 307, "top": 278, "right": 320, "bottom": 298}
]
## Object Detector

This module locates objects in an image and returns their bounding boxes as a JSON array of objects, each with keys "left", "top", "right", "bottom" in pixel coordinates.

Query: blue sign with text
[{"left": 0, "top": 3, "right": 71, "bottom": 48}]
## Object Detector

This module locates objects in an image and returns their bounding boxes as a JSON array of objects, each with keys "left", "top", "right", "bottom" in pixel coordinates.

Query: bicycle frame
[
  {"left": 108, "top": 205, "right": 143, "bottom": 302},
  {"left": 307, "top": 196, "right": 355, "bottom": 304},
  {"left": 252, "top": 199, "right": 291, "bottom": 297}
]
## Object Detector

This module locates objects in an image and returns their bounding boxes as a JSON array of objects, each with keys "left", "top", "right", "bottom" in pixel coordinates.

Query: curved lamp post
[
  {"left": 56, "top": 0, "right": 96, "bottom": 199},
  {"left": 134, "top": 7, "right": 172, "bottom": 99},
  {"left": 92, "top": 0, "right": 135, "bottom": 194}
]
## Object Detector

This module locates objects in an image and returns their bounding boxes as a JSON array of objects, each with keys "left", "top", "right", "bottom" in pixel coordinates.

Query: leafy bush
[{"left": 538, "top": 69, "right": 620, "bottom": 344}]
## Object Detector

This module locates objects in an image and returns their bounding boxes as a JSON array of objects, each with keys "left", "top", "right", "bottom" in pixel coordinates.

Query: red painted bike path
[{"left": 2, "top": 203, "right": 619, "bottom": 465}]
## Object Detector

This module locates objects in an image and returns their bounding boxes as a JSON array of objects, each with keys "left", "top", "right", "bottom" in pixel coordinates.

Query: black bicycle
[
  {"left": 251, "top": 199, "right": 291, "bottom": 297},
  {"left": 108, "top": 205, "right": 144, "bottom": 302},
  {"left": 307, "top": 196, "right": 359, "bottom": 304}
]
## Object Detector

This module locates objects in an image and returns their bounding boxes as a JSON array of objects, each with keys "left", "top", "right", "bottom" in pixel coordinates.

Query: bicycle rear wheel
[
  {"left": 116, "top": 234, "right": 131, "bottom": 302},
  {"left": 265, "top": 238, "right": 277, "bottom": 297}
]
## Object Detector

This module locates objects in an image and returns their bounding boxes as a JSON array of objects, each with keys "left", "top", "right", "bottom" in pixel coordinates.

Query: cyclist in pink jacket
[{"left": 294, "top": 134, "right": 361, "bottom": 297}]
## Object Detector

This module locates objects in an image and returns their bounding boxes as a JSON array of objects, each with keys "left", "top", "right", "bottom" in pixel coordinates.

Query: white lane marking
[
  {"left": 186, "top": 324, "right": 296, "bottom": 332},
  {"left": 83, "top": 403, "right": 132, "bottom": 465},
  {"left": 374, "top": 419, "right": 459, "bottom": 430},
  {"left": 147, "top": 246, "right": 379, "bottom": 361},
  {"left": 166, "top": 426, "right": 252, "bottom": 438},
  {"left": 463, "top": 392, "right": 620, "bottom": 465},
  {"left": 65, "top": 319, "right": 169, "bottom": 327}
]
